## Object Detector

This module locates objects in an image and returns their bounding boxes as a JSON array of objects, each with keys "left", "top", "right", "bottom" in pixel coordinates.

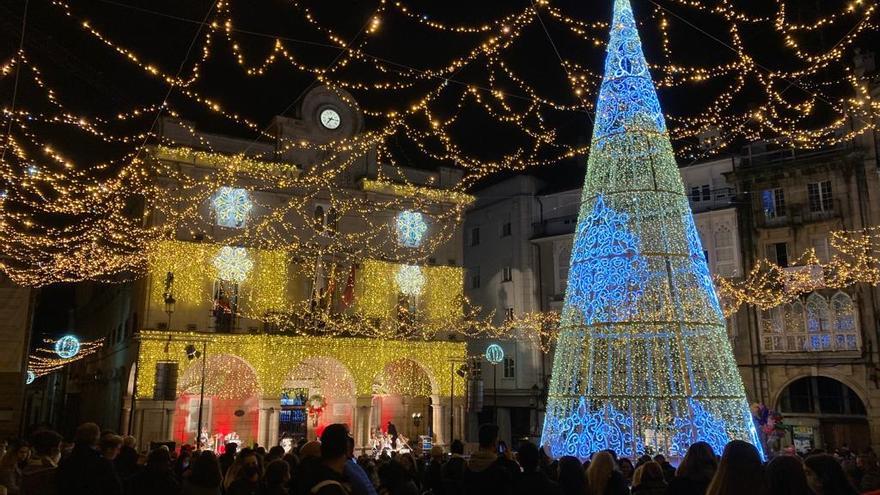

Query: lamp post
[
  {"left": 186, "top": 342, "right": 208, "bottom": 450},
  {"left": 485, "top": 344, "right": 504, "bottom": 423},
  {"left": 411, "top": 412, "right": 422, "bottom": 429},
  {"left": 164, "top": 294, "right": 176, "bottom": 330}
]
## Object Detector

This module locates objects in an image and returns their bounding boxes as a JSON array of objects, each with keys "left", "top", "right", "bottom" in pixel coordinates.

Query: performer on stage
[{"left": 387, "top": 421, "right": 399, "bottom": 449}]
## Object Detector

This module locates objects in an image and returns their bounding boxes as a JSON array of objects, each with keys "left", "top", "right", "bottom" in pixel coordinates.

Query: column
[
  {"left": 401, "top": 397, "right": 411, "bottom": 438},
  {"left": 258, "top": 399, "right": 281, "bottom": 447},
  {"left": 455, "top": 404, "right": 465, "bottom": 443},
  {"left": 354, "top": 395, "right": 373, "bottom": 454},
  {"left": 431, "top": 394, "right": 446, "bottom": 447}
]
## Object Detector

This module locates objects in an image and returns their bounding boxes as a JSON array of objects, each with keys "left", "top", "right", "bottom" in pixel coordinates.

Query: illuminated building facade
[{"left": 51, "top": 86, "right": 470, "bottom": 451}]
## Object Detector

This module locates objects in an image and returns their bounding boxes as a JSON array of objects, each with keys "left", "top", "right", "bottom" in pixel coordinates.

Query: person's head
[
  {"left": 0, "top": 440, "right": 30, "bottom": 469},
  {"left": 13, "top": 441, "right": 30, "bottom": 463},
  {"left": 283, "top": 452, "right": 299, "bottom": 473},
  {"left": 267, "top": 445, "right": 285, "bottom": 461},
  {"left": 636, "top": 454, "right": 652, "bottom": 467},
  {"left": 766, "top": 455, "right": 813, "bottom": 495},
  {"left": 706, "top": 440, "right": 766, "bottom": 495},
  {"left": 559, "top": 455, "right": 587, "bottom": 494},
  {"left": 122, "top": 436, "right": 137, "bottom": 449},
  {"left": 225, "top": 442, "right": 238, "bottom": 456},
  {"left": 653, "top": 454, "right": 666, "bottom": 464},
  {"left": 450, "top": 439, "right": 464, "bottom": 455},
  {"left": 516, "top": 441, "right": 540, "bottom": 473},
  {"left": 677, "top": 441, "right": 719, "bottom": 482},
  {"left": 30, "top": 430, "right": 62, "bottom": 464},
  {"left": 430, "top": 445, "right": 444, "bottom": 461},
  {"left": 618, "top": 457, "right": 635, "bottom": 479},
  {"left": 300, "top": 440, "right": 321, "bottom": 459},
  {"left": 236, "top": 451, "right": 261, "bottom": 481},
  {"left": 147, "top": 446, "right": 172, "bottom": 471},
  {"left": 321, "top": 424, "right": 350, "bottom": 462},
  {"left": 74, "top": 422, "right": 101, "bottom": 448},
  {"left": 804, "top": 454, "right": 858, "bottom": 495},
  {"left": 477, "top": 424, "right": 499, "bottom": 451},
  {"left": 857, "top": 452, "right": 878, "bottom": 470},
  {"left": 633, "top": 461, "right": 664, "bottom": 487},
  {"left": 587, "top": 451, "right": 616, "bottom": 495},
  {"left": 396, "top": 452, "right": 417, "bottom": 473},
  {"left": 100, "top": 434, "right": 123, "bottom": 461},
  {"left": 189, "top": 450, "right": 223, "bottom": 488},
  {"left": 264, "top": 459, "right": 291, "bottom": 486}
]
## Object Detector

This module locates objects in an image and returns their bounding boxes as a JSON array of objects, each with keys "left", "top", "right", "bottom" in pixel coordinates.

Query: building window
[
  {"left": 470, "top": 227, "right": 480, "bottom": 246},
  {"left": 762, "top": 188, "right": 786, "bottom": 219},
  {"left": 808, "top": 181, "right": 833, "bottom": 213},
  {"left": 714, "top": 225, "right": 735, "bottom": 276},
  {"left": 503, "top": 357, "right": 515, "bottom": 378},
  {"left": 690, "top": 186, "right": 701, "bottom": 202},
  {"left": 702, "top": 184, "right": 711, "bottom": 201},
  {"left": 501, "top": 222, "right": 512, "bottom": 237},
  {"left": 504, "top": 307, "right": 514, "bottom": 321},
  {"left": 502, "top": 265, "right": 512, "bottom": 282},
  {"left": 766, "top": 242, "right": 789, "bottom": 267},
  {"left": 760, "top": 292, "right": 858, "bottom": 352},
  {"left": 470, "top": 267, "right": 481, "bottom": 289}
]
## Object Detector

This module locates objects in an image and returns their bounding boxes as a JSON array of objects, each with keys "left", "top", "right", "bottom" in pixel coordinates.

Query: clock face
[{"left": 319, "top": 108, "right": 341, "bottom": 129}]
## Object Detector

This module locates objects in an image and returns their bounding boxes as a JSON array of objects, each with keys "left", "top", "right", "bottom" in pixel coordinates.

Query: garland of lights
[
  {"left": 541, "top": 0, "right": 761, "bottom": 460},
  {"left": 27, "top": 336, "right": 104, "bottom": 379}
]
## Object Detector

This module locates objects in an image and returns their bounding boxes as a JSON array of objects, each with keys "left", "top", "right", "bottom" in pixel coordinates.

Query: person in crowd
[
  {"left": 292, "top": 442, "right": 323, "bottom": 495},
  {"left": 20, "top": 430, "right": 62, "bottom": 495},
  {"left": 56, "top": 422, "right": 123, "bottom": 495},
  {"left": 461, "top": 424, "right": 513, "bottom": 495},
  {"left": 182, "top": 450, "right": 223, "bottom": 495},
  {"left": 804, "top": 454, "right": 859, "bottom": 495},
  {"left": 114, "top": 436, "right": 139, "bottom": 481},
  {"left": 0, "top": 440, "right": 30, "bottom": 495},
  {"left": 858, "top": 453, "right": 880, "bottom": 493},
  {"left": 630, "top": 462, "right": 666, "bottom": 495},
  {"left": 378, "top": 460, "right": 418, "bottom": 495},
  {"left": 558, "top": 456, "right": 587, "bottom": 495},
  {"left": 705, "top": 440, "right": 766, "bottom": 495},
  {"left": 586, "top": 451, "right": 627, "bottom": 495},
  {"left": 100, "top": 434, "right": 123, "bottom": 462},
  {"left": 226, "top": 449, "right": 263, "bottom": 495},
  {"left": 652, "top": 454, "right": 676, "bottom": 482},
  {"left": 263, "top": 459, "right": 291, "bottom": 495},
  {"left": 441, "top": 440, "right": 466, "bottom": 495},
  {"left": 127, "top": 446, "right": 179, "bottom": 495},
  {"left": 617, "top": 457, "right": 634, "bottom": 487},
  {"left": 635, "top": 455, "right": 652, "bottom": 468},
  {"left": 765, "top": 455, "right": 814, "bottom": 495},
  {"left": 307, "top": 423, "right": 353, "bottom": 495},
  {"left": 345, "top": 436, "right": 377, "bottom": 495},
  {"left": 514, "top": 441, "right": 560, "bottom": 495},
  {"left": 423, "top": 445, "right": 445, "bottom": 495},
  {"left": 666, "top": 441, "right": 718, "bottom": 495},
  {"left": 267, "top": 446, "right": 286, "bottom": 465},
  {"left": 221, "top": 442, "right": 239, "bottom": 476},
  {"left": 175, "top": 446, "right": 194, "bottom": 481},
  {"left": 395, "top": 453, "right": 421, "bottom": 493}
]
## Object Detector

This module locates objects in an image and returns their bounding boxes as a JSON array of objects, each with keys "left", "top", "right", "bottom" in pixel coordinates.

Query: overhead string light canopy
[{"left": 541, "top": 0, "right": 762, "bottom": 460}]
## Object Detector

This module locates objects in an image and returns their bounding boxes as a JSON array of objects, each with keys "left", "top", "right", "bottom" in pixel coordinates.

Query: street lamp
[
  {"left": 485, "top": 344, "right": 504, "bottom": 423},
  {"left": 163, "top": 271, "right": 176, "bottom": 330},
  {"left": 411, "top": 412, "right": 423, "bottom": 428},
  {"left": 186, "top": 342, "right": 208, "bottom": 450}
]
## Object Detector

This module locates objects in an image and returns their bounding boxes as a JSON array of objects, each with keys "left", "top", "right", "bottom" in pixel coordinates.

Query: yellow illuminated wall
[
  {"left": 136, "top": 331, "right": 466, "bottom": 399},
  {"left": 355, "top": 260, "right": 464, "bottom": 322}
]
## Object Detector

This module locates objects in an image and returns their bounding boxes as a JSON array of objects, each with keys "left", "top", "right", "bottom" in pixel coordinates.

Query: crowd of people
[{"left": 1, "top": 421, "right": 880, "bottom": 495}]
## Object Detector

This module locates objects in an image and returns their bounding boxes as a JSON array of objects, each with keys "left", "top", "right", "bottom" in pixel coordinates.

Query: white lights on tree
[
  {"left": 213, "top": 246, "right": 254, "bottom": 283},
  {"left": 396, "top": 211, "right": 428, "bottom": 248},
  {"left": 54, "top": 335, "right": 81, "bottom": 359},
  {"left": 212, "top": 187, "right": 253, "bottom": 228},
  {"left": 395, "top": 264, "right": 425, "bottom": 296}
]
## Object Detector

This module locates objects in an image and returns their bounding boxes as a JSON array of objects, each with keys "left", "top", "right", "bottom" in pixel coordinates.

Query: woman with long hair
[
  {"left": 804, "top": 454, "right": 858, "bottom": 495},
  {"left": 705, "top": 440, "right": 766, "bottom": 495},
  {"left": 766, "top": 455, "right": 814, "bottom": 495},
  {"left": 631, "top": 461, "right": 667, "bottom": 495},
  {"left": 0, "top": 441, "right": 30, "bottom": 495},
  {"left": 182, "top": 450, "right": 223, "bottom": 495},
  {"left": 586, "top": 452, "right": 615, "bottom": 495},
  {"left": 667, "top": 441, "right": 718, "bottom": 495},
  {"left": 558, "top": 456, "right": 587, "bottom": 495}
]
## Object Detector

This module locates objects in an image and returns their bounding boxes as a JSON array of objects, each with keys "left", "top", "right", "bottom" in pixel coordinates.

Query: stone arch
[
  {"left": 772, "top": 373, "right": 869, "bottom": 416},
  {"left": 374, "top": 357, "right": 437, "bottom": 397},
  {"left": 178, "top": 353, "right": 261, "bottom": 398},
  {"left": 282, "top": 355, "right": 357, "bottom": 398}
]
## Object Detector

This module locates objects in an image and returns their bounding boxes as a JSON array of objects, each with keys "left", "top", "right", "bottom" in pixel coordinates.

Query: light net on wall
[{"left": 541, "top": 0, "right": 761, "bottom": 460}]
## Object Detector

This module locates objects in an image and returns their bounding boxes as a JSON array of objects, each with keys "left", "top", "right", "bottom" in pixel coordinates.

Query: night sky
[{"left": 1, "top": 0, "right": 870, "bottom": 340}]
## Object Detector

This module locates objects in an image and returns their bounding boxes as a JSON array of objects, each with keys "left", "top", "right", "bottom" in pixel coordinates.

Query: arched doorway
[
  {"left": 174, "top": 354, "right": 261, "bottom": 451},
  {"left": 777, "top": 376, "right": 869, "bottom": 453},
  {"left": 371, "top": 358, "right": 434, "bottom": 453},
  {"left": 281, "top": 357, "right": 356, "bottom": 445}
]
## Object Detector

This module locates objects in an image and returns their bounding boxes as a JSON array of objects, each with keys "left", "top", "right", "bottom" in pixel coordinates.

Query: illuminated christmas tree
[{"left": 540, "top": 0, "right": 762, "bottom": 459}]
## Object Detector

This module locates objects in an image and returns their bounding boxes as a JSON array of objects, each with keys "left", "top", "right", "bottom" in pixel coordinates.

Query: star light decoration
[
  {"left": 541, "top": 0, "right": 762, "bottom": 461},
  {"left": 396, "top": 210, "right": 428, "bottom": 248},
  {"left": 395, "top": 264, "right": 426, "bottom": 297},
  {"left": 213, "top": 246, "right": 254, "bottom": 283},
  {"left": 212, "top": 187, "right": 253, "bottom": 229}
]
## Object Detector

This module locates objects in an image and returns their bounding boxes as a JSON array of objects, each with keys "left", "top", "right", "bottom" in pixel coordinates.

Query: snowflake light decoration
[
  {"left": 212, "top": 187, "right": 252, "bottom": 228},
  {"left": 396, "top": 211, "right": 428, "bottom": 248},
  {"left": 213, "top": 246, "right": 254, "bottom": 283},
  {"left": 395, "top": 264, "right": 425, "bottom": 297},
  {"left": 54, "top": 335, "right": 81, "bottom": 359}
]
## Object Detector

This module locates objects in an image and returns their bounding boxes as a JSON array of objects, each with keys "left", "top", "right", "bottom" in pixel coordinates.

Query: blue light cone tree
[{"left": 540, "top": 0, "right": 762, "bottom": 459}]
